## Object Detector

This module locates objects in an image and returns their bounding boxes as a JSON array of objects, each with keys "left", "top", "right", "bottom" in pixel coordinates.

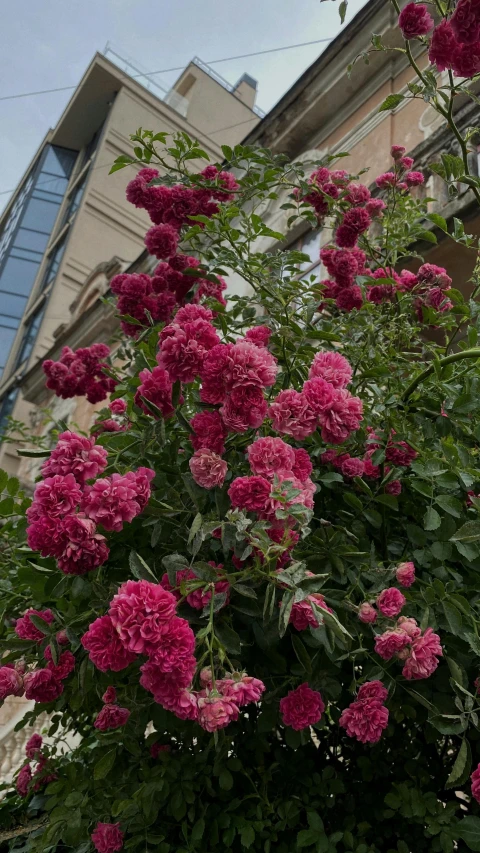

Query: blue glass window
[
  {"left": 14, "top": 306, "right": 45, "bottom": 368},
  {"left": 0, "top": 144, "right": 77, "bottom": 379},
  {"left": 0, "top": 388, "right": 19, "bottom": 434},
  {"left": 39, "top": 236, "right": 66, "bottom": 292},
  {"left": 0, "top": 329, "right": 17, "bottom": 373}
]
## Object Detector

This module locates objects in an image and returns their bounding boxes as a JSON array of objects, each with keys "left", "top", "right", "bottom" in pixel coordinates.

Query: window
[
  {"left": 39, "top": 236, "right": 67, "bottom": 292},
  {"left": 284, "top": 228, "right": 322, "bottom": 278},
  {"left": 14, "top": 305, "right": 45, "bottom": 369},
  {"left": 0, "top": 329, "right": 17, "bottom": 376},
  {"left": 0, "top": 256, "right": 40, "bottom": 296},
  {"left": 0, "top": 144, "right": 77, "bottom": 381},
  {"left": 0, "top": 387, "right": 18, "bottom": 434},
  {"left": 59, "top": 174, "right": 87, "bottom": 229}
]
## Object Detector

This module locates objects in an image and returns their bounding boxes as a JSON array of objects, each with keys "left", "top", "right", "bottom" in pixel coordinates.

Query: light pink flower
[
  {"left": 376, "top": 587, "right": 406, "bottom": 618},
  {"left": 81, "top": 615, "right": 137, "bottom": 672},
  {"left": 308, "top": 351, "right": 352, "bottom": 388},
  {"left": 396, "top": 561, "right": 416, "bottom": 587},
  {"left": 268, "top": 389, "right": 317, "bottom": 440},
  {"left": 109, "top": 399, "right": 127, "bottom": 414},
  {"left": 247, "top": 437, "right": 295, "bottom": 478},
  {"left": 402, "top": 628, "right": 442, "bottom": 680},
  {"left": 279, "top": 683, "right": 325, "bottom": 730},
  {"left": 197, "top": 694, "right": 239, "bottom": 732},
  {"left": 358, "top": 602, "right": 377, "bottom": 624},
  {"left": 397, "top": 616, "right": 421, "bottom": 639},
  {"left": 318, "top": 388, "right": 363, "bottom": 445},
  {"left": 189, "top": 449, "right": 227, "bottom": 489},
  {"left": 374, "top": 629, "right": 411, "bottom": 661},
  {"left": 94, "top": 704, "right": 131, "bottom": 730},
  {"left": 219, "top": 674, "right": 266, "bottom": 706}
]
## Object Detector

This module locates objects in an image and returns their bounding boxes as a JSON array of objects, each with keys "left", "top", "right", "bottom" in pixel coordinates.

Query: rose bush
[{"left": 4, "top": 6, "right": 480, "bottom": 849}]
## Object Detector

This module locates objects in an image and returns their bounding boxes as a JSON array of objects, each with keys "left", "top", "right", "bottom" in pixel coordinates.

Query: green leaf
[
  {"left": 278, "top": 591, "right": 294, "bottom": 637},
  {"left": 443, "top": 600, "right": 463, "bottom": 634},
  {"left": 191, "top": 818, "right": 205, "bottom": 843},
  {"left": 219, "top": 769, "right": 233, "bottom": 790},
  {"left": 188, "top": 513, "right": 203, "bottom": 545},
  {"left": 445, "top": 738, "right": 471, "bottom": 788},
  {"left": 417, "top": 229, "right": 437, "bottom": 244},
  {"left": 451, "top": 521, "right": 480, "bottom": 543},
  {"left": 429, "top": 213, "right": 448, "bottom": 232},
  {"left": 28, "top": 614, "right": 52, "bottom": 635},
  {"left": 424, "top": 507, "right": 441, "bottom": 530},
  {"left": 214, "top": 622, "right": 241, "bottom": 654},
  {"left": 435, "top": 495, "right": 462, "bottom": 517},
  {"left": 291, "top": 634, "right": 312, "bottom": 673},
  {"left": 94, "top": 749, "right": 116, "bottom": 780},
  {"left": 458, "top": 816, "right": 480, "bottom": 851},
  {"left": 297, "top": 828, "right": 321, "bottom": 848},
  {"left": 379, "top": 93, "right": 404, "bottom": 112},
  {"left": 0, "top": 469, "right": 8, "bottom": 491},
  {"left": 240, "top": 824, "right": 255, "bottom": 849},
  {"left": 129, "top": 551, "right": 157, "bottom": 581}
]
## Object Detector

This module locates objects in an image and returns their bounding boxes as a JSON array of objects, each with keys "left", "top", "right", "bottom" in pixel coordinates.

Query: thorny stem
[{"left": 402, "top": 347, "right": 480, "bottom": 401}]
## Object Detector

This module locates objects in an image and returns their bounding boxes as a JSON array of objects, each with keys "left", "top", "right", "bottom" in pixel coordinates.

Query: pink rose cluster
[
  {"left": 375, "top": 145, "right": 425, "bottom": 197},
  {"left": 319, "top": 245, "right": 370, "bottom": 313},
  {"left": 161, "top": 561, "right": 230, "bottom": 611},
  {"left": 43, "top": 344, "right": 117, "bottom": 404},
  {"left": 279, "top": 682, "right": 325, "bottom": 730},
  {"left": 228, "top": 436, "right": 316, "bottom": 525},
  {"left": 110, "top": 257, "right": 227, "bottom": 339},
  {"left": 157, "top": 304, "right": 220, "bottom": 384},
  {"left": 339, "top": 680, "right": 389, "bottom": 744},
  {"left": 358, "top": 565, "right": 416, "bottom": 625},
  {"left": 427, "top": 2, "right": 480, "bottom": 78},
  {"left": 471, "top": 763, "right": 480, "bottom": 804},
  {"left": 374, "top": 617, "right": 443, "bottom": 680},
  {"left": 26, "top": 431, "right": 154, "bottom": 573},
  {"left": 268, "top": 350, "right": 363, "bottom": 444},
  {"left": 5, "top": 634, "right": 76, "bottom": 706},
  {"left": 126, "top": 164, "right": 238, "bottom": 231},
  {"left": 16, "top": 734, "right": 57, "bottom": 798},
  {"left": 82, "top": 577, "right": 264, "bottom": 732}
]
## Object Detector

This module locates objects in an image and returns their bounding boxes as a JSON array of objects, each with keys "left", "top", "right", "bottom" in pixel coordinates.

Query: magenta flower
[
  {"left": 81, "top": 615, "right": 137, "bottom": 673},
  {"left": 91, "top": 822, "right": 124, "bottom": 853},
  {"left": 398, "top": 2, "right": 434, "bottom": 39},
  {"left": 189, "top": 449, "right": 227, "bottom": 489},
  {"left": 279, "top": 683, "right": 325, "bottom": 730},
  {"left": 94, "top": 704, "right": 131, "bottom": 731},
  {"left": 376, "top": 587, "right": 406, "bottom": 618}
]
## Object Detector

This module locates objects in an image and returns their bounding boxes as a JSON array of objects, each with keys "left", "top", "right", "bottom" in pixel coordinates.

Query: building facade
[{"left": 0, "top": 51, "right": 261, "bottom": 476}]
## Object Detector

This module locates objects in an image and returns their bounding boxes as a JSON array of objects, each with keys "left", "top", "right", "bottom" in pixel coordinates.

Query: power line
[
  {"left": 0, "top": 110, "right": 278, "bottom": 199},
  {"left": 0, "top": 37, "right": 334, "bottom": 103}
]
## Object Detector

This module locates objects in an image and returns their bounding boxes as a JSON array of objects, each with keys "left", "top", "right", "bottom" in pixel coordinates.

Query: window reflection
[
  {"left": 39, "top": 236, "right": 67, "bottom": 292},
  {"left": 14, "top": 306, "right": 45, "bottom": 369}
]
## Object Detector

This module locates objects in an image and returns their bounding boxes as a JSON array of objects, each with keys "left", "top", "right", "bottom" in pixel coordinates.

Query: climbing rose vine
[{"left": 4, "top": 8, "right": 480, "bottom": 846}]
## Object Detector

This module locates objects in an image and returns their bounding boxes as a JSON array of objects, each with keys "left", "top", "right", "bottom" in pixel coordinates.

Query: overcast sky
[{"left": 0, "top": 0, "right": 367, "bottom": 214}]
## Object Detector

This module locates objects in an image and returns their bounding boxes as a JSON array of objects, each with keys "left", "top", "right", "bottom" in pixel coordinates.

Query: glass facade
[
  {"left": 14, "top": 305, "right": 46, "bottom": 370},
  {"left": 0, "top": 144, "right": 77, "bottom": 379},
  {"left": 0, "top": 387, "right": 19, "bottom": 435}
]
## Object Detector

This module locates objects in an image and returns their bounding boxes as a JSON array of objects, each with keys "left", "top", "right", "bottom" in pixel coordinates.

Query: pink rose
[
  {"left": 358, "top": 602, "right": 377, "bottom": 624},
  {"left": 228, "top": 475, "right": 272, "bottom": 514},
  {"left": 247, "top": 437, "right": 295, "bottom": 478},
  {"left": 402, "top": 628, "right": 442, "bottom": 680},
  {"left": 15, "top": 609, "right": 54, "bottom": 642},
  {"left": 279, "top": 683, "right": 325, "bottom": 730},
  {"left": 91, "top": 822, "right": 124, "bottom": 853},
  {"left": 94, "top": 704, "right": 131, "bottom": 730},
  {"left": 41, "top": 431, "right": 107, "bottom": 485},
  {"left": 25, "top": 733, "right": 43, "bottom": 759},
  {"left": 189, "top": 449, "right": 227, "bottom": 489},
  {"left": 396, "top": 561, "right": 415, "bottom": 587},
  {"left": 81, "top": 615, "right": 137, "bottom": 672},
  {"left": 376, "top": 587, "right": 406, "bottom": 618},
  {"left": 197, "top": 694, "right": 239, "bottom": 732},
  {"left": 24, "top": 669, "right": 64, "bottom": 703},
  {"left": 0, "top": 665, "right": 24, "bottom": 699},
  {"left": 374, "top": 629, "right": 411, "bottom": 661},
  {"left": 109, "top": 579, "right": 177, "bottom": 655},
  {"left": 102, "top": 686, "right": 117, "bottom": 704},
  {"left": 472, "top": 763, "right": 480, "bottom": 803},
  {"left": 398, "top": 2, "right": 434, "bottom": 38}
]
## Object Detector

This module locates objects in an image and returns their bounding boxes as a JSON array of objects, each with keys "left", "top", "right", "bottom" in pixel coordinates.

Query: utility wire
[{"left": 0, "top": 37, "right": 334, "bottom": 102}]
